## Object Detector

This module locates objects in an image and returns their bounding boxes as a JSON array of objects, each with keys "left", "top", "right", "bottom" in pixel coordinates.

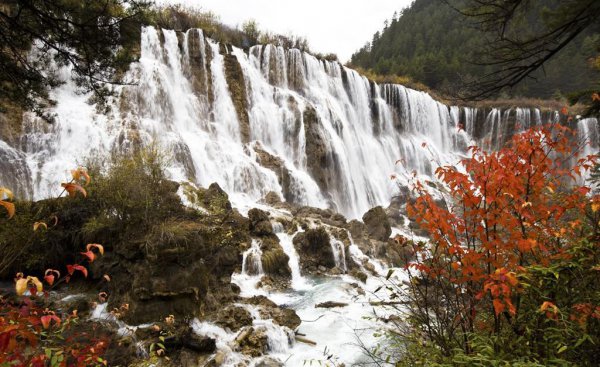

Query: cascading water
[
  {"left": 272, "top": 222, "right": 312, "bottom": 290},
  {"left": 0, "top": 26, "right": 596, "bottom": 220},
  {"left": 241, "top": 240, "right": 264, "bottom": 276},
  {"left": 232, "top": 240, "right": 265, "bottom": 296},
  {"left": 329, "top": 236, "right": 347, "bottom": 272}
]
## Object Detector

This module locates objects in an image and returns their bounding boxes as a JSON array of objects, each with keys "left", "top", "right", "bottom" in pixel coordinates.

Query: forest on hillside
[{"left": 350, "top": 0, "right": 600, "bottom": 99}]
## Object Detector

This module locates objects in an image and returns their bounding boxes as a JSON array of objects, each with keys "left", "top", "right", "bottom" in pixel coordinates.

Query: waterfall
[
  {"left": 329, "top": 236, "right": 347, "bottom": 272},
  {"left": 0, "top": 25, "right": 592, "bottom": 218},
  {"left": 273, "top": 223, "right": 311, "bottom": 290},
  {"left": 241, "top": 240, "right": 264, "bottom": 276}
]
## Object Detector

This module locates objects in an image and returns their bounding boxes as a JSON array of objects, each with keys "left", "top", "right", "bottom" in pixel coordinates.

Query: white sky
[{"left": 155, "top": 0, "right": 413, "bottom": 62}]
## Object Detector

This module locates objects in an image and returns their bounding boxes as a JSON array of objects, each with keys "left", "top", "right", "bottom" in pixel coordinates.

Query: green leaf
[{"left": 557, "top": 345, "right": 567, "bottom": 354}]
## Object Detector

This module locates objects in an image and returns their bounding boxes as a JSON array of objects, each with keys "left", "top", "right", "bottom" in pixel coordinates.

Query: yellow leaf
[
  {"left": 15, "top": 278, "right": 28, "bottom": 296},
  {"left": 0, "top": 201, "right": 15, "bottom": 219},
  {"left": 33, "top": 222, "right": 48, "bottom": 231},
  {"left": 28, "top": 276, "right": 43, "bottom": 293},
  {"left": 546, "top": 186, "right": 554, "bottom": 194},
  {"left": 87, "top": 243, "right": 104, "bottom": 255},
  {"left": 0, "top": 187, "right": 13, "bottom": 201},
  {"left": 521, "top": 202, "right": 532, "bottom": 208},
  {"left": 592, "top": 202, "right": 600, "bottom": 213},
  {"left": 71, "top": 167, "right": 91, "bottom": 186}
]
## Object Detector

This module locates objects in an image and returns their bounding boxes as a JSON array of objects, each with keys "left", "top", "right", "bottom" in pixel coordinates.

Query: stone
[
  {"left": 248, "top": 208, "right": 273, "bottom": 236},
  {"left": 215, "top": 305, "right": 253, "bottom": 331},
  {"left": 362, "top": 206, "right": 392, "bottom": 241}
]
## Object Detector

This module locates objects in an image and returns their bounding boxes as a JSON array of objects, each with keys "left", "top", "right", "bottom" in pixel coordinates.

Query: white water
[
  {"left": 0, "top": 26, "right": 586, "bottom": 220},
  {"left": 232, "top": 240, "right": 265, "bottom": 297},
  {"left": 273, "top": 223, "right": 312, "bottom": 291}
]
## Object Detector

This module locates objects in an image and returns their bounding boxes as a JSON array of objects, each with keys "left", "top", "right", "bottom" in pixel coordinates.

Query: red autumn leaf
[
  {"left": 80, "top": 250, "right": 96, "bottom": 263},
  {"left": 67, "top": 264, "right": 88, "bottom": 278},
  {"left": 40, "top": 314, "right": 61, "bottom": 329}
]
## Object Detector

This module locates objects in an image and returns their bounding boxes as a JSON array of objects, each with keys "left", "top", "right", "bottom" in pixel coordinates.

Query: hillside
[{"left": 350, "top": 0, "right": 599, "bottom": 99}]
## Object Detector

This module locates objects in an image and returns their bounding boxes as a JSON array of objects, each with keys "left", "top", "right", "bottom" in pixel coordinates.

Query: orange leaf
[
  {"left": 80, "top": 250, "right": 96, "bottom": 263},
  {"left": 86, "top": 243, "right": 104, "bottom": 255},
  {"left": 33, "top": 222, "right": 48, "bottom": 231},
  {"left": 61, "top": 183, "right": 87, "bottom": 198},
  {"left": 560, "top": 107, "right": 568, "bottom": 115},
  {"left": 540, "top": 301, "right": 558, "bottom": 313},
  {"left": 493, "top": 299, "right": 505, "bottom": 315},
  {"left": 44, "top": 274, "right": 55, "bottom": 286},
  {"left": 71, "top": 167, "right": 91, "bottom": 186},
  {"left": 67, "top": 264, "right": 88, "bottom": 278},
  {"left": 0, "top": 201, "right": 15, "bottom": 219}
]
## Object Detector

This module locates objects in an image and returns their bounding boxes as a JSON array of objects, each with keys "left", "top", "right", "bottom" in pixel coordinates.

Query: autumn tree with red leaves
[{"left": 381, "top": 125, "right": 600, "bottom": 365}]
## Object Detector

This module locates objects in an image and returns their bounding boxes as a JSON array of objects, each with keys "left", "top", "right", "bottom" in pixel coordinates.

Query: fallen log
[{"left": 295, "top": 336, "right": 317, "bottom": 346}]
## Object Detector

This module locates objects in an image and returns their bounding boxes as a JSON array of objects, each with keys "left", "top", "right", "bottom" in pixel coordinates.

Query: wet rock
[
  {"left": 223, "top": 52, "right": 251, "bottom": 143},
  {"left": 350, "top": 269, "right": 368, "bottom": 283},
  {"left": 362, "top": 206, "right": 391, "bottom": 241},
  {"left": 253, "top": 144, "right": 297, "bottom": 203},
  {"left": 292, "top": 206, "right": 347, "bottom": 228},
  {"left": 263, "top": 191, "right": 282, "bottom": 206},
  {"left": 235, "top": 326, "right": 269, "bottom": 357},
  {"left": 293, "top": 227, "right": 335, "bottom": 270},
  {"left": 215, "top": 305, "right": 253, "bottom": 331},
  {"left": 244, "top": 296, "right": 301, "bottom": 330},
  {"left": 255, "top": 356, "right": 284, "bottom": 367},
  {"left": 248, "top": 208, "right": 273, "bottom": 236}
]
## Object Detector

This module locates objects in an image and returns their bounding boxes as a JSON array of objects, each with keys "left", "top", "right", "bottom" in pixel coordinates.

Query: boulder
[
  {"left": 293, "top": 227, "right": 335, "bottom": 270},
  {"left": 214, "top": 305, "right": 253, "bottom": 332},
  {"left": 248, "top": 208, "right": 273, "bottom": 236},
  {"left": 362, "top": 206, "right": 391, "bottom": 241}
]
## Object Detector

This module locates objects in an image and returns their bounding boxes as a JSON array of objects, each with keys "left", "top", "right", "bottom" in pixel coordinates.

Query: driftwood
[
  {"left": 295, "top": 335, "right": 317, "bottom": 345},
  {"left": 315, "top": 301, "right": 348, "bottom": 308}
]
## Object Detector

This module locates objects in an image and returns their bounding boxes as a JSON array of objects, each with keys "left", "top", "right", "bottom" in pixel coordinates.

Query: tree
[
  {"left": 0, "top": 0, "right": 149, "bottom": 117},
  {"left": 447, "top": 0, "right": 600, "bottom": 100},
  {"left": 373, "top": 125, "right": 600, "bottom": 365},
  {"left": 241, "top": 19, "right": 260, "bottom": 43}
]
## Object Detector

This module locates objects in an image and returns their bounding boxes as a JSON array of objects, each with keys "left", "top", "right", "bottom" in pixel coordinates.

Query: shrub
[{"left": 374, "top": 125, "right": 600, "bottom": 366}]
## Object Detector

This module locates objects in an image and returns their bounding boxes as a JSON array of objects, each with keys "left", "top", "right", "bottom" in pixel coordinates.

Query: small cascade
[
  {"left": 272, "top": 223, "right": 311, "bottom": 290},
  {"left": 329, "top": 236, "right": 347, "bottom": 273},
  {"left": 241, "top": 240, "right": 264, "bottom": 276},
  {"left": 233, "top": 240, "right": 265, "bottom": 296}
]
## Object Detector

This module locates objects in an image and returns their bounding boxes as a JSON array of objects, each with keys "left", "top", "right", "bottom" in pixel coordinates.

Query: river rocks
[
  {"left": 362, "top": 206, "right": 391, "bottom": 241},
  {"left": 244, "top": 296, "right": 301, "bottom": 330},
  {"left": 255, "top": 356, "right": 284, "bottom": 367},
  {"left": 214, "top": 305, "right": 253, "bottom": 331},
  {"left": 293, "top": 227, "right": 335, "bottom": 270},
  {"left": 235, "top": 326, "right": 269, "bottom": 357}
]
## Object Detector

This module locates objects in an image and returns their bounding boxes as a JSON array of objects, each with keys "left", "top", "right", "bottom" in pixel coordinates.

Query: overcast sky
[{"left": 155, "top": 0, "right": 413, "bottom": 62}]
